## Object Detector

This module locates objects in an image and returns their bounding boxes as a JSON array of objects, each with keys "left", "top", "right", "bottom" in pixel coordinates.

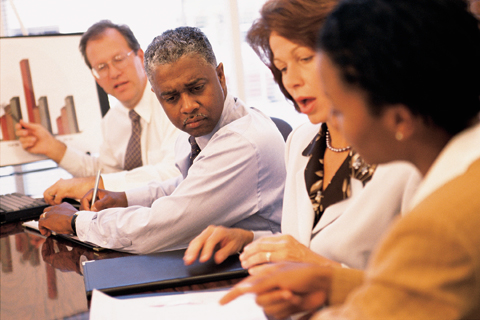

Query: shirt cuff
[
  {"left": 74, "top": 210, "right": 97, "bottom": 240},
  {"left": 252, "top": 230, "right": 275, "bottom": 241}
]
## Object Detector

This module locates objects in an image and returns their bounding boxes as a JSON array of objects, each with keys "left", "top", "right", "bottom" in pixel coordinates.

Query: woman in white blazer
[{"left": 184, "top": 0, "right": 421, "bottom": 270}]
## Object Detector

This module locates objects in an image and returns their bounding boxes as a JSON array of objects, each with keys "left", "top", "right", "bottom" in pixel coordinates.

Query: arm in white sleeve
[
  {"left": 58, "top": 146, "right": 101, "bottom": 177},
  {"left": 76, "top": 131, "right": 268, "bottom": 253}
]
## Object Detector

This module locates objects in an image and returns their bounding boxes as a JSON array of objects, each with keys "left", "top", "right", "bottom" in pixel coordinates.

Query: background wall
[{"left": 0, "top": 0, "right": 308, "bottom": 128}]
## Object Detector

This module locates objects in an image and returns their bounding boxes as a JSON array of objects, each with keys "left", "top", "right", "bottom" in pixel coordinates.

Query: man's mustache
[{"left": 183, "top": 114, "right": 207, "bottom": 126}]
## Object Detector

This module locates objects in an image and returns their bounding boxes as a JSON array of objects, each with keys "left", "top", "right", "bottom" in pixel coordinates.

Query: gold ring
[
  {"left": 266, "top": 252, "right": 271, "bottom": 263},
  {"left": 41, "top": 213, "right": 46, "bottom": 219}
]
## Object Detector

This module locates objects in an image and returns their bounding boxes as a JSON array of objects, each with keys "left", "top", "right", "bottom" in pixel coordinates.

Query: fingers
[
  {"left": 38, "top": 203, "right": 77, "bottom": 235},
  {"left": 219, "top": 281, "right": 256, "bottom": 305},
  {"left": 241, "top": 250, "right": 274, "bottom": 269},
  {"left": 80, "top": 189, "right": 93, "bottom": 211},
  {"left": 18, "top": 135, "right": 38, "bottom": 150},
  {"left": 15, "top": 120, "right": 30, "bottom": 136},
  {"left": 18, "top": 119, "right": 37, "bottom": 130},
  {"left": 241, "top": 236, "right": 277, "bottom": 260},
  {"left": 220, "top": 265, "right": 282, "bottom": 305},
  {"left": 201, "top": 226, "right": 233, "bottom": 263},
  {"left": 44, "top": 179, "right": 79, "bottom": 205},
  {"left": 44, "top": 182, "right": 60, "bottom": 205},
  {"left": 246, "top": 263, "right": 272, "bottom": 275},
  {"left": 213, "top": 239, "right": 239, "bottom": 264},
  {"left": 241, "top": 240, "right": 282, "bottom": 268},
  {"left": 184, "top": 226, "right": 216, "bottom": 265},
  {"left": 256, "top": 290, "right": 301, "bottom": 319},
  {"left": 90, "top": 191, "right": 111, "bottom": 211},
  {"left": 38, "top": 211, "right": 53, "bottom": 237},
  {"left": 240, "top": 234, "right": 298, "bottom": 268}
]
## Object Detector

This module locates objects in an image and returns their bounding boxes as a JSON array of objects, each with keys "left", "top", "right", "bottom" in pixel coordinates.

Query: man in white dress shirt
[
  {"left": 16, "top": 21, "right": 180, "bottom": 204},
  {"left": 38, "top": 26, "right": 286, "bottom": 254}
]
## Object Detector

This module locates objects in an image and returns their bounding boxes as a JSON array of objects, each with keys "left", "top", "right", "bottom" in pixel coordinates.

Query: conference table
[
  {"left": 1, "top": 220, "right": 245, "bottom": 320},
  {"left": 0, "top": 163, "right": 246, "bottom": 320}
]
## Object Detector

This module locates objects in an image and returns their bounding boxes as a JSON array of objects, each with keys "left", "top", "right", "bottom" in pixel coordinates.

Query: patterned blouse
[{"left": 303, "top": 123, "right": 376, "bottom": 228}]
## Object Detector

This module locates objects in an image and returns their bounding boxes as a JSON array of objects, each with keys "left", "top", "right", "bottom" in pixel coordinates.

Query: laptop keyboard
[{"left": 0, "top": 193, "right": 48, "bottom": 224}]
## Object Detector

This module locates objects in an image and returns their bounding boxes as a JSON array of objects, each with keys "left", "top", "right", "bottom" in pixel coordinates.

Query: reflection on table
[
  {"left": 0, "top": 222, "right": 243, "bottom": 320},
  {"left": 0, "top": 163, "right": 245, "bottom": 320}
]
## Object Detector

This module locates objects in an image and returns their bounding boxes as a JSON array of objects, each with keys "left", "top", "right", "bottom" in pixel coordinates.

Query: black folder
[{"left": 83, "top": 249, "right": 248, "bottom": 298}]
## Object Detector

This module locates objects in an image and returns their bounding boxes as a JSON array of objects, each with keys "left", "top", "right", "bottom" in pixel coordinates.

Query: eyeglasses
[{"left": 91, "top": 50, "right": 134, "bottom": 79}]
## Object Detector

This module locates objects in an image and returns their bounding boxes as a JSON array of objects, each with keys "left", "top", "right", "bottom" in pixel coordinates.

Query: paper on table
[{"left": 90, "top": 288, "right": 267, "bottom": 320}]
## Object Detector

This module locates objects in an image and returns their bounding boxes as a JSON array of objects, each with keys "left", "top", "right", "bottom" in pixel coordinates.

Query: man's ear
[
  {"left": 382, "top": 104, "right": 415, "bottom": 141},
  {"left": 216, "top": 62, "right": 227, "bottom": 96},
  {"left": 136, "top": 48, "right": 145, "bottom": 63}
]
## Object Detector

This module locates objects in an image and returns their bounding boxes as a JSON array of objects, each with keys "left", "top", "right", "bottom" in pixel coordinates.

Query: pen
[{"left": 91, "top": 169, "right": 102, "bottom": 207}]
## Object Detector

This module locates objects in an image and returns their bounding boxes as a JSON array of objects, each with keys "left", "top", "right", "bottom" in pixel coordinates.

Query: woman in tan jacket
[{"left": 220, "top": 0, "right": 480, "bottom": 319}]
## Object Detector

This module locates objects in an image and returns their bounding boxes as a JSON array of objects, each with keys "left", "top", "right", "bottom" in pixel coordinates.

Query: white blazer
[{"left": 281, "top": 122, "right": 422, "bottom": 269}]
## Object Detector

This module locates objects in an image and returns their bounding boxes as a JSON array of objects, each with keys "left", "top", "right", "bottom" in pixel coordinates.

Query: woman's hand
[
  {"left": 240, "top": 234, "right": 341, "bottom": 269},
  {"left": 220, "top": 262, "right": 333, "bottom": 319}
]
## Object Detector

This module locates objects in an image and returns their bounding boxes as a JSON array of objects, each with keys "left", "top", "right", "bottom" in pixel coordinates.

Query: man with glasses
[{"left": 16, "top": 21, "right": 180, "bottom": 204}]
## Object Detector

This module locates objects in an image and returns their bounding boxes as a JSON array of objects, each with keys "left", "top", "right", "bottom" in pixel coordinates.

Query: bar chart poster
[{"left": 0, "top": 34, "right": 108, "bottom": 166}]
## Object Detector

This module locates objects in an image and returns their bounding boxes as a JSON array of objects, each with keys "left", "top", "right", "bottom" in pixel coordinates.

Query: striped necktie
[
  {"left": 124, "top": 109, "right": 143, "bottom": 170},
  {"left": 189, "top": 136, "right": 201, "bottom": 167}
]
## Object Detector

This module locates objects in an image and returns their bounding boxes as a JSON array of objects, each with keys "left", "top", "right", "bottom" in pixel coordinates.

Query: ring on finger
[
  {"left": 266, "top": 251, "right": 272, "bottom": 263},
  {"left": 41, "top": 212, "right": 46, "bottom": 219}
]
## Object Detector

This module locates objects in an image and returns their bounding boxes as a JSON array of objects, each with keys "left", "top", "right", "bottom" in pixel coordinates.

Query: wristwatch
[{"left": 71, "top": 213, "right": 79, "bottom": 236}]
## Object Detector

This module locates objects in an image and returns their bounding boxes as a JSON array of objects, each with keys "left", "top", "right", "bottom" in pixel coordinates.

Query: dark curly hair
[{"left": 318, "top": 0, "right": 480, "bottom": 135}]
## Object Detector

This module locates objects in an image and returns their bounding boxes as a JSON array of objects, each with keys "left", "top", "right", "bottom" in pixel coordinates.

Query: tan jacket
[{"left": 315, "top": 158, "right": 480, "bottom": 319}]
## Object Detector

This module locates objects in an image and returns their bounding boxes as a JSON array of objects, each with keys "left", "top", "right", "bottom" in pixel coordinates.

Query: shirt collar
[
  {"left": 127, "top": 83, "right": 152, "bottom": 123},
  {"left": 302, "top": 123, "right": 327, "bottom": 157},
  {"left": 410, "top": 122, "right": 480, "bottom": 209}
]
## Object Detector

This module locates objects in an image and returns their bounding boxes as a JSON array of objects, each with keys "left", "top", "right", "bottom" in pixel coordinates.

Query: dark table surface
[
  {"left": 0, "top": 163, "right": 253, "bottom": 320},
  {"left": 0, "top": 221, "right": 243, "bottom": 320}
]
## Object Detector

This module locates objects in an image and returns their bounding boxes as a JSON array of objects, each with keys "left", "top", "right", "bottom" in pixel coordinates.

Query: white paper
[{"left": 89, "top": 289, "right": 267, "bottom": 320}]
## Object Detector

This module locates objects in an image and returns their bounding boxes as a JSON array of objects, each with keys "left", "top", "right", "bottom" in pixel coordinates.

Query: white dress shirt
[
  {"left": 281, "top": 122, "right": 422, "bottom": 269},
  {"left": 59, "top": 84, "right": 180, "bottom": 191},
  {"left": 75, "top": 94, "right": 286, "bottom": 253}
]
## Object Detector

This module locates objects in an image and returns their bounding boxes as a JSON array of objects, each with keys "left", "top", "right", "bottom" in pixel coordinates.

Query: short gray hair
[{"left": 144, "top": 26, "right": 217, "bottom": 81}]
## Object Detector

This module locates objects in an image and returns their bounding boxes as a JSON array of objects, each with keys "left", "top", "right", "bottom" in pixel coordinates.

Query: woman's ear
[{"left": 382, "top": 104, "right": 415, "bottom": 141}]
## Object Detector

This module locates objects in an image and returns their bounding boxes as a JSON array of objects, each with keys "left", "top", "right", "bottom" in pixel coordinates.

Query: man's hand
[
  {"left": 80, "top": 189, "right": 128, "bottom": 211},
  {"left": 44, "top": 176, "right": 104, "bottom": 205},
  {"left": 220, "top": 262, "right": 333, "bottom": 319},
  {"left": 183, "top": 225, "right": 254, "bottom": 266},
  {"left": 15, "top": 120, "right": 66, "bottom": 162},
  {"left": 240, "top": 234, "right": 341, "bottom": 269},
  {"left": 38, "top": 202, "right": 78, "bottom": 237}
]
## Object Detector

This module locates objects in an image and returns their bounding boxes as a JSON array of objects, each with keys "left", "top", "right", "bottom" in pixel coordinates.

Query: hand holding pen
[{"left": 79, "top": 173, "right": 128, "bottom": 212}]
